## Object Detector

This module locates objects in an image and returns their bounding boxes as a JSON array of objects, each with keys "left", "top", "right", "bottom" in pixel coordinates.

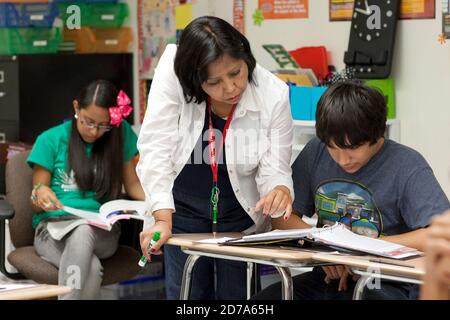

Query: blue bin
[
  {"left": 290, "top": 86, "right": 312, "bottom": 120},
  {"left": 289, "top": 86, "right": 328, "bottom": 120},
  {"left": 310, "top": 86, "right": 327, "bottom": 120},
  {"left": 0, "top": 3, "right": 58, "bottom": 28}
]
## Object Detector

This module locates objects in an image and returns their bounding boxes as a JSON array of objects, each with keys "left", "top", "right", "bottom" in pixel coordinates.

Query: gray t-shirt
[{"left": 292, "top": 137, "right": 450, "bottom": 237}]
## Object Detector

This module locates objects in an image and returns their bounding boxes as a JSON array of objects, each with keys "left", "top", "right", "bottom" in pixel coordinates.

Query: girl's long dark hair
[{"left": 68, "top": 80, "right": 123, "bottom": 201}]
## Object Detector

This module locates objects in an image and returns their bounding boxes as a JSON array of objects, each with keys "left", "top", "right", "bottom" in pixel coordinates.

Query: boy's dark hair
[
  {"left": 174, "top": 16, "right": 256, "bottom": 104},
  {"left": 68, "top": 80, "right": 124, "bottom": 201},
  {"left": 316, "top": 80, "right": 387, "bottom": 148}
]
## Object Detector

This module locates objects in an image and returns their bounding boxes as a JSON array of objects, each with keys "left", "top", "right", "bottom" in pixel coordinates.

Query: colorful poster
[
  {"left": 233, "top": 0, "right": 245, "bottom": 34},
  {"left": 401, "top": 0, "right": 435, "bottom": 19},
  {"left": 329, "top": 0, "right": 435, "bottom": 21},
  {"left": 139, "top": 0, "right": 177, "bottom": 80},
  {"left": 259, "top": 0, "right": 309, "bottom": 20},
  {"left": 329, "top": 0, "right": 355, "bottom": 21},
  {"left": 443, "top": 0, "right": 450, "bottom": 39},
  {"left": 175, "top": 3, "right": 193, "bottom": 30}
]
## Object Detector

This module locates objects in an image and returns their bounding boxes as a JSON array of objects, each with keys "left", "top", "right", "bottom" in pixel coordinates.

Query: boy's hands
[{"left": 322, "top": 265, "right": 360, "bottom": 292}]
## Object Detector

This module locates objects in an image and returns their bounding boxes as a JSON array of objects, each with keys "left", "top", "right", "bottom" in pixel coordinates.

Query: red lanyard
[
  {"left": 207, "top": 97, "right": 237, "bottom": 185},
  {"left": 207, "top": 97, "right": 237, "bottom": 235}
]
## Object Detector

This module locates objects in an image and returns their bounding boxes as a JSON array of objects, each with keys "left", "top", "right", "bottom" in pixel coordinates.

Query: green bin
[
  {"left": 0, "top": 28, "right": 62, "bottom": 54},
  {"left": 59, "top": 3, "right": 128, "bottom": 28}
]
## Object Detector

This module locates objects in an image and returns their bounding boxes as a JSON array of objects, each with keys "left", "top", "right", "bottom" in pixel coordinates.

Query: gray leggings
[{"left": 34, "top": 221, "right": 121, "bottom": 300}]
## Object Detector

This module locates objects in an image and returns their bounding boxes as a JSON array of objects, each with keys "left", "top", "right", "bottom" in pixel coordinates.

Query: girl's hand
[
  {"left": 255, "top": 185, "right": 292, "bottom": 220},
  {"left": 139, "top": 220, "right": 172, "bottom": 262},
  {"left": 32, "top": 185, "right": 63, "bottom": 212}
]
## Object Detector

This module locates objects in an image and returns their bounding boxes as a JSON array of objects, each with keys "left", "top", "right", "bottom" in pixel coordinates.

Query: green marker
[{"left": 138, "top": 231, "right": 161, "bottom": 267}]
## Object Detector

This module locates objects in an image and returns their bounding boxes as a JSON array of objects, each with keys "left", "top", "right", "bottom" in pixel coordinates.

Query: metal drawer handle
[{"left": 0, "top": 92, "right": 5, "bottom": 98}]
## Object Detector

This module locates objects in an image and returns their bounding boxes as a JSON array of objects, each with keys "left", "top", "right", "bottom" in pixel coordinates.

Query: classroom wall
[{"left": 133, "top": 0, "right": 450, "bottom": 198}]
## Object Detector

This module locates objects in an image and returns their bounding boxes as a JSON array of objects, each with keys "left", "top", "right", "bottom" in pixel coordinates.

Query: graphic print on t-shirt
[
  {"left": 314, "top": 179, "right": 383, "bottom": 238},
  {"left": 54, "top": 168, "right": 78, "bottom": 192}
]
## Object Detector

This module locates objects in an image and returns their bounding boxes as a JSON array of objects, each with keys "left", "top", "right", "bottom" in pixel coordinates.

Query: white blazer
[{"left": 137, "top": 44, "right": 293, "bottom": 232}]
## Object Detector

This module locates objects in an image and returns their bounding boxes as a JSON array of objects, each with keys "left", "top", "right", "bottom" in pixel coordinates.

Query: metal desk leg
[
  {"left": 273, "top": 266, "right": 293, "bottom": 300},
  {"left": 353, "top": 276, "right": 374, "bottom": 300},
  {"left": 180, "top": 254, "right": 201, "bottom": 300},
  {"left": 246, "top": 262, "right": 254, "bottom": 300}
]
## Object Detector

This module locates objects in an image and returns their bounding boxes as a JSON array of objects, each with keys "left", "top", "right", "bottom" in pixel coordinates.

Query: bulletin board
[
  {"left": 329, "top": 0, "right": 435, "bottom": 21},
  {"left": 259, "top": 0, "right": 309, "bottom": 19},
  {"left": 138, "top": 0, "right": 194, "bottom": 121},
  {"left": 443, "top": 0, "right": 450, "bottom": 38}
]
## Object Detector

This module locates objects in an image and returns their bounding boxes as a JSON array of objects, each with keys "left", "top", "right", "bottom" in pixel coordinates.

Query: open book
[
  {"left": 46, "top": 200, "right": 154, "bottom": 240},
  {"left": 222, "top": 223, "right": 422, "bottom": 260}
]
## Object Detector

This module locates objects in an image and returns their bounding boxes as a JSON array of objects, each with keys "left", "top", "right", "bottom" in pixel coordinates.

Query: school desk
[
  {"left": 312, "top": 253, "right": 425, "bottom": 300},
  {"left": 167, "top": 233, "right": 426, "bottom": 300},
  {"left": 0, "top": 284, "right": 72, "bottom": 300},
  {"left": 167, "top": 233, "right": 318, "bottom": 300}
]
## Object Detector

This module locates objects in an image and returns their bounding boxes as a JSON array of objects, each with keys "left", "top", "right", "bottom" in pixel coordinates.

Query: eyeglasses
[{"left": 79, "top": 116, "right": 112, "bottom": 132}]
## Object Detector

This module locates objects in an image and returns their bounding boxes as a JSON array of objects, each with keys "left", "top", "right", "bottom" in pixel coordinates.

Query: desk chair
[{"left": 0, "top": 151, "right": 141, "bottom": 287}]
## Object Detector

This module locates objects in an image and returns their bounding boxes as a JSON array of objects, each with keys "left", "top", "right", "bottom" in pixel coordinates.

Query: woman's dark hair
[
  {"left": 68, "top": 80, "right": 124, "bottom": 201},
  {"left": 174, "top": 16, "right": 257, "bottom": 104},
  {"left": 316, "top": 80, "right": 387, "bottom": 148}
]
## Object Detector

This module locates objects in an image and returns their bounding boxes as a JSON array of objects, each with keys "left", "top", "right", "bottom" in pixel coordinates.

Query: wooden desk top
[
  {"left": 0, "top": 284, "right": 72, "bottom": 300},
  {"left": 167, "top": 233, "right": 315, "bottom": 264}
]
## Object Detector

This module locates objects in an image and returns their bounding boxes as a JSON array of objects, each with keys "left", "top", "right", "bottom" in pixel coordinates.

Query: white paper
[
  {"left": 0, "top": 284, "right": 37, "bottom": 292},
  {"left": 242, "top": 228, "right": 313, "bottom": 242},
  {"left": 312, "top": 224, "right": 421, "bottom": 259},
  {"left": 196, "top": 237, "right": 237, "bottom": 244}
]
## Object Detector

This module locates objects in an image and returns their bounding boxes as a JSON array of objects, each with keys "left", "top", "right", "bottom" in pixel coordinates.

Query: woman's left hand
[{"left": 255, "top": 185, "right": 292, "bottom": 220}]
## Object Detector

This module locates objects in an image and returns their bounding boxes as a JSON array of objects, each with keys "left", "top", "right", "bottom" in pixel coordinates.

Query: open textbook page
[{"left": 46, "top": 200, "right": 153, "bottom": 240}]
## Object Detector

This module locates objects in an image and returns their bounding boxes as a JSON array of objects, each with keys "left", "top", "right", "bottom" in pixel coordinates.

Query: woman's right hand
[
  {"left": 32, "top": 185, "right": 63, "bottom": 212},
  {"left": 140, "top": 219, "right": 172, "bottom": 262}
]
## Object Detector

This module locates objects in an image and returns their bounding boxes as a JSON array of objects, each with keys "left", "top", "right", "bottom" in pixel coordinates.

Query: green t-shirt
[{"left": 27, "top": 120, "right": 138, "bottom": 229}]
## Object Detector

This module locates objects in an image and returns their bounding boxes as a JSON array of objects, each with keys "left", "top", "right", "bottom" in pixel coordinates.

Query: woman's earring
[{"left": 74, "top": 114, "right": 78, "bottom": 119}]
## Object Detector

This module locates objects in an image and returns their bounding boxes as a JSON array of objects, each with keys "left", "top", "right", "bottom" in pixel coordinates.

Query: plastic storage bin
[
  {"left": 365, "top": 78, "right": 395, "bottom": 119},
  {"left": 63, "top": 27, "right": 132, "bottom": 53},
  {"left": 0, "top": 2, "right": 58, "bottom": 27},
  {"left": 0, "top": 28, "right": 62, "bottom": 54},
  {"left": 0, "top": 0, "right": 49, "bottom": 3},
  {"left": 290, "top": 86, "right": 327, "bottom": 120},
  {"left": 289, "top": 46, "right": 329, "bottom": 83},
  {"left": 59, "top": 2, "right": 128, "bottom": 28},
  {"left": 53, "top": 0, "right": 117, "bottom": 3}
]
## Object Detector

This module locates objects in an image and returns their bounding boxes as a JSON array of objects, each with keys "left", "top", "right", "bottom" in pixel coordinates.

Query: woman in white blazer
[{"left": 137, "top": 16, "right": 294, "bottom": 300}]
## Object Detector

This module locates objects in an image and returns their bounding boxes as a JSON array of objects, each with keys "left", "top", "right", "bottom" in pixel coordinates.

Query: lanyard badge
[{"left": 207, "top": 97, "right": 237, "bottom": 236}]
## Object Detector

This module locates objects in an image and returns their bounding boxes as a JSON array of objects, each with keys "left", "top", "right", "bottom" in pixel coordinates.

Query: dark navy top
[
  {"left": 174, "top": 109, "right": 235, "bottom": 198},
  {"left": 173, "top": 109, "right": 253, "bottom": 229}
]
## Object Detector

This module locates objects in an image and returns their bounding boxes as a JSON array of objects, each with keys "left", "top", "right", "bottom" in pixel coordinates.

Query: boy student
[{"left": 253, "top": 81, "right": 450, "bottom": 300}]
